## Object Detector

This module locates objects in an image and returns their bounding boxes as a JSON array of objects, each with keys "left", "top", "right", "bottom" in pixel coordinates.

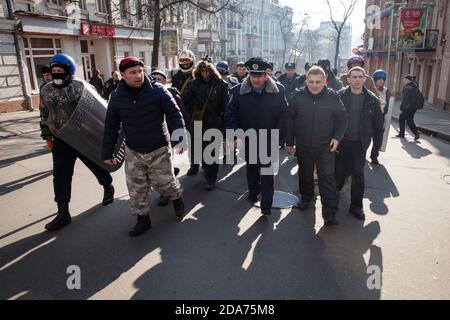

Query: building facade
[
  {"left": 364, "top": 0, "right": 450, "bottom": 110},
  {"left": 223, "top": 0, "right": 293, "bottom": 73}
]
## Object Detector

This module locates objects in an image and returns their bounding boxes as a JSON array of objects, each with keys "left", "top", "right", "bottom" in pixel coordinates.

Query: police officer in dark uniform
[
  {"left": 225, "top": 58, "right": 287, "bottom": 216},
  {"left": 279, "top": 62, "right": 299, "bottom": 99}
]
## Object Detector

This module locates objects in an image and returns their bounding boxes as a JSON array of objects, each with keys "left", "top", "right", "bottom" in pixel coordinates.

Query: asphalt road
[{"left": 0, "top": 124, "right": 449, "bottom": 299}]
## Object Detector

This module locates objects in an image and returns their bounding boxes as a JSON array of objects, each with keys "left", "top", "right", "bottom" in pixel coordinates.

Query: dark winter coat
[
  {"left": 286, "top": 86, "right": 348, "bottom": 149},
  {"left": 225, "top": 76, "right": 287, "bottom": 153},
  {"left": 102, "top": 76, "right": 185, "bottom": 159},
  {"left": 337, "top": 86, "right": 384, "bottom": 151}
]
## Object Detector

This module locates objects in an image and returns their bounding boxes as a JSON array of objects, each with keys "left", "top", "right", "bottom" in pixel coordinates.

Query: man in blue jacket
[
  {"left": 225, "top": 58, "right": 287, "bottom": 216},
  {"left": 102, "top": 57, "right": 187, "bottom": 237}
]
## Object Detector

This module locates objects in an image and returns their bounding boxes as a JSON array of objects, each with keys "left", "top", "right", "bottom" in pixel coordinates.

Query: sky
[{"left": 279, "top": 0, "right": 367, "bottom": 48}]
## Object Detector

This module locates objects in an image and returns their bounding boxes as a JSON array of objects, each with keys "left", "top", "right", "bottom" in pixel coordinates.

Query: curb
[
  {"left": 391, "top": 115, "right": 450, "bottom": 142},
  {"left": 0, "top": 129, "right": 41, "bottom": 140}
]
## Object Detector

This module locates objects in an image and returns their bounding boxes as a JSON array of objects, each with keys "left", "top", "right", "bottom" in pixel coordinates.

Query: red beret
[{"left": 119, "top": 56, "right": 144, "bottom": 72}]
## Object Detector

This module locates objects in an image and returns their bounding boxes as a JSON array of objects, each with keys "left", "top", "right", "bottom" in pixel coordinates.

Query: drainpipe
[{"left": 5, "top": 0, "right": 33, "bottom": 111}]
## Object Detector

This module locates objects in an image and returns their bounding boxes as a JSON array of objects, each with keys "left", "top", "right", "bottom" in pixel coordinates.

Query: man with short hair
[
  {"left": 103, "top": 57, "right": 187, "bottom": 237},
  {"left": 103, "top": 71, "right": 120, "bottom": 100},
  {"left": 286, "top": 66, "right": 348, "bottom": 226},
  {"left": 232, "top": 61, "right": 249, "bottom": 84},
  {"left": 336, "top": 67, "right": 384, "bottom": 221},
  {"left": 89, "top": 69, "right": 105, "bottom": 97},
  {"left": 225, "top": 58, "right": 287, "bottom": 216}
]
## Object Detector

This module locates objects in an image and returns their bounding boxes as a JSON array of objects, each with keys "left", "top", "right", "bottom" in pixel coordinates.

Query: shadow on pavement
[
  {"left": 0, "top": 152, "right": 383, "bottom": 300},
  {"left": 0, "top": 170, "right": 53, "bottom": 196}
]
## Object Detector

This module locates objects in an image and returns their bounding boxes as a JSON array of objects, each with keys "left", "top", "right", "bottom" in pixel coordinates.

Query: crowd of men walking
[{"left": 38, "top": 50, "right": 425, "bottom": 236}]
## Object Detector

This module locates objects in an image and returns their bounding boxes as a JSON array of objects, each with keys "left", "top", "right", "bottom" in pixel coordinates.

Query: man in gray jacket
[{"left": 286, "top": 66, "right": 348, "bottom": 226}]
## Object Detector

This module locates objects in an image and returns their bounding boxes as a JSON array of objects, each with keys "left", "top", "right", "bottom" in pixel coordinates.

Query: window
[
  {"left": 120, "top": 0, "right": 130, "bottom": 19},
  {"left": 78, "top": 0, "right": 87, "bottom": 10},
  {"left": 136, "top": 0, "right": 143, "bottom": 20},
  {"left": 47, "top": 0, "right": 62, "bottom": 6},
  {"left": 96, "top": 0, "right": 107, "bottom": 13},
  {"left": 124, "top": 51, "right": 130, "bottom": 58},
  {"left": 24, "top": 37, "right": 62, "bottom": 91}
]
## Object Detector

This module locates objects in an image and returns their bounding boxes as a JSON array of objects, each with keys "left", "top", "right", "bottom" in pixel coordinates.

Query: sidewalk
[
  {"left": 0, "top": 110, "right": 41, "bottom": 139},
  {"left": 392, "top": 101, "right": 450, "bottom": 141}
]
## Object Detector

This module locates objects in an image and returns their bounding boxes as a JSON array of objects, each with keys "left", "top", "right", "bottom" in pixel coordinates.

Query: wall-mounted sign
[
  {"left": 161, "top": 30, "right": 178, "bottom": 56},
  {"left": 398, "top": 7, "right": 428, "bottom": 50},
  {"left": 81, "top": 23, "right": 116, "bottom": 37}
]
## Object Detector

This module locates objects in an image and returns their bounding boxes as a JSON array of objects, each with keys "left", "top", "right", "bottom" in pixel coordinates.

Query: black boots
[
  {"left": 187, "top": 164, "right": 199, "bottom": 176},
  {"left": 45, "top": 202, "right": 71, "bottom": 231},
  {"left": 414, "top": 131, "right": 421, "bottom": 141},
  {"left": 349, "top": 207, "right": 366, "bottom": 220},
  {"left": 297, "top": 199, "right": 313, "bottom": 211},
  {"left": 204, "top": 180, "right": 216, "bottom": 191},
  {"left": 129, "top": 215, "right": 152, "bottom": 237},
  {"left": 173, "top": 198, "right": 185, "bottom": 218},
  {"left": 102, "top": 184, "right": 115, "bottom": 206},
  {"left": 158, "top": 196, "right": 170, "bottom": 207}
]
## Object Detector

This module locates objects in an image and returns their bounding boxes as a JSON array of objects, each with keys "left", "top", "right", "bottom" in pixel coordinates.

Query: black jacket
[
  {"left": 338, "top": 86, "right": 384, "bottom": 151},
  {"left": 89, "top": 75, "right": 104, "bottom": 97},
  {"left": 225, "top": 76, "right": 287, "bottom": 156},
  {"left": 286, "top": 86, "right": 348, "bottom": 149},
  {"left": 399, "top": 82, "right": 419, "bottom": 112},
  {"left": 181, "top": 77, "right": 230, "bottom": 130},
  {"left": 102, "top": 76, "right": 185, "bottom": 159},
  {"left": 171, "top": 70, "right": 193, "bottom": 95},
  {"left": 103, "top": 78, "right": 119, "bottom": 100},
  {"left": 279, "top": 73, "right": 300, "bottom": 99}
]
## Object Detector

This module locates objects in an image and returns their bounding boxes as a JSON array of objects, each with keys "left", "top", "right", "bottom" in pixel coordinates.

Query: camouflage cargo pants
[{"left": 125, "top": 145, "right": 183, "bottom": 216}]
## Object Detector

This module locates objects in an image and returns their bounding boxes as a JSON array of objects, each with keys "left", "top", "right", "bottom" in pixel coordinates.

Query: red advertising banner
[
  {"left": 398, "top": 7, "right": 428, "bottom": 50},
  {"left": 80, "top": 23, "right": 116, "bottom": 37}
]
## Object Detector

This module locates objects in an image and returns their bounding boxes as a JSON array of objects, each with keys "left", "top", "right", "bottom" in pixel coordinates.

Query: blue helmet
[
  {"left": 373, "top": 69, "right": 387, "bottom": 80},
  {"left": 50, "top": 53, "right": 76, "bottom": 75},
  {"left": 215, "top": 61, "right": 229, "bottom": 74}
]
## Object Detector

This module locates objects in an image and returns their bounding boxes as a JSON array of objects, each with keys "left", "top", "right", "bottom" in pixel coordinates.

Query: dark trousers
[
  {"left": 52, "top": 138, "right": 112, "bottom": 203},
  {"left": 297, "top": 146, "right": 338, "bottom": 216},
  {"left": 399, "top": 108, "right": 418, "bottom": 135},
  {"left": 202, "top": 138, "right": 220, "bottom": 183},
  {"left": 246, "top": 164, "right": 274, "bottom": 210},
  {"left": 335, "top": 140, "right": 366, "bottom": 209}
]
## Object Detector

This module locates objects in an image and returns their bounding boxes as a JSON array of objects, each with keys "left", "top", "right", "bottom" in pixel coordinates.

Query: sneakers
[
  {"left": 102, "top": 184, "right": 115, "bottom": 206},
  {"left": 349, "top": 207, "right": 366, "bottom": 220},
  {"left": 129, "top": 215, "right": 152, "bottom": 237},
  {"left": 173, "top": 198, "right": 185, "bottom": 218},
  {"left": 45, "top": 203, "right": 71, "bottom": 231}
]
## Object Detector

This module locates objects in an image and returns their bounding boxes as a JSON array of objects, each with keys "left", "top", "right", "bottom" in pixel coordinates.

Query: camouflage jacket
[{"left": 39, "top": 79, "right": 84, "bottom": 139}]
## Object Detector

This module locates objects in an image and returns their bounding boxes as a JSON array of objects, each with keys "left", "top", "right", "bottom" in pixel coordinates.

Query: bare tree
[
  {"left": 110, "top": 0, "right": 241, "bottom": 68},
  {"left": 276, "top": 7, "right": 295, "bottom": 68},
  {"left": 288, "top": 15, "right": 309, "bottom": 63},
  {"left": 325, "top": 0, "right": 360, "bottom": 69}
]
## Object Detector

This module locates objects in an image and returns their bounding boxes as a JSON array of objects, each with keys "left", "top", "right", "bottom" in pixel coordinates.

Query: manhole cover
[{"left": 255, "top": 191, "right": 299, "bottom": 209}]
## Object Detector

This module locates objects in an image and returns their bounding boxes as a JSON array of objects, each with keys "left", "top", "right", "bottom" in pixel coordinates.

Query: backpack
[{"left": 413, "top": 85, "right": 425, "bottom": 110}]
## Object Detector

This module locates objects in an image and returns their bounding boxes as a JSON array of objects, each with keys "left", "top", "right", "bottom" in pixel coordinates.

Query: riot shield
[{"left": 56, "top": 81, "right": 125, "bottom": 172}]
